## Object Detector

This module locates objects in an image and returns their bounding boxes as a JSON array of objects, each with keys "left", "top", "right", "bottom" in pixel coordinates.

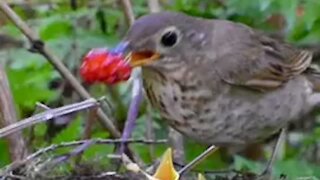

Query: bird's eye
[{"left": 160, "top": 31, "right": 178, "bottom": 47}]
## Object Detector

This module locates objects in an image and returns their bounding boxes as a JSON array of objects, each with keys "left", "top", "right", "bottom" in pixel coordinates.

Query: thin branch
[
  {"left": 43, "top": 140, "right": 94, "bottom": 170},
  {"left": 0, "top": 63, "right": 28, "bottom": 161},
  {"left": 112, "top": 1, "right": 147, "bottom": 167},
  {"left": 146, "top": 0, "right": 187, "bottom": 167},
  {"left": 145, "top": 105, "right": 155, "bottom": 159},
  {"left": 120, "top": 77, "right": 143, "bottom": 153},
  {"left": 0, "top": 34, "right": 23, "bottom": 49},
  {"left": 0, "top": 98, "right": 101, "bottom": 138},
  {"left": 148, "top": 0, "right": 187, "bottom": 165},
  {"left": 117, "top": 0, "right": 145, "bottom": 158},
  {"left": 82, "top": 108, "right": 97, "bottom": 140},
  {"left": 178, "top": 145, "right": 218, "bottom": 175},
  {"left": 74, "top": 107, "right": 98, "bottom": 164},
  {"left": 119, "top": 0, "right": 135, "bottom": 26},
  {"left": 145, "top": 0, "right": 161, "bottom": 161},
  {"left": 148, "top": 0, "right": 161, "bottom": 13},
  {"left": 0, "top": 1, "right": 121, "bottom": 138},
  {"left": 168, "top": 128, "right": 185, "bottom": 164},
  {"left": 2, "top": 138, "right": 167, "bottom": 174},
  {"left": 261, "top": 128, "right": 287, "bottom": 176}
]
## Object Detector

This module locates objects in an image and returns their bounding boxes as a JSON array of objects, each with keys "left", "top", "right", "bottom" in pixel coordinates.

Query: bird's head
[{"left": 114, "top": 12, "right": 210, "bottom": 69}]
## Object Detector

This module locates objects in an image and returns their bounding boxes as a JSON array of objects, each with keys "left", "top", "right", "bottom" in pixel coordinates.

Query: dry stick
[
  {"left": 2, "top": 138, "right": 167, "bottom": 174},
  {"left": 178, "top": 145, "right": 219, "bottom": 176},
  {"left": 119, "top": 0, "right": 135, "bottom": 26},
  {"left": 74, "top": 107, "right": 98, "bottom": 164},
  {"left": 116, "top": 0, "right": 147, "bottom": 167},
  {"left": 146, "top": 0, "right": 216, "bottom": 172},
  {"left": 120, "top": 77, "right": 143, "bottom": 154},
  {"left": 0, "top": 98, "right": 100, "bottom": 138},
  {"left": 45, "top": 140, "right": 95, "bottom": 170},
  {"left": 118, "top": 0, "right": 143, "bottom": 153},
  {"left": 144, "top": 0, "right": 160, "bottom": 161},
  {"left": 145, "top": 105, "right": 156, "bottom": 159},
  {"left": 146, "top": 0, "right": 186, "bottom": 165},
  {"left": 0, "top": 64, "right": 28, "bottom": 161},
  {"left": 83, "top": 108, "right": 98, "bottom": 140},
  {"left": 31, "top": 138, "right": 166, "bottom": 161},
  {"left": 148, "top": 0, "right": 161, "bottom": 13},
  {"left": 0, "top": 1, "right": 121, "bottom": 138}
]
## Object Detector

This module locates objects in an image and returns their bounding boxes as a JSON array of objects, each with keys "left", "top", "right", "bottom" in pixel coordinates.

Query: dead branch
[
  {"left": 120, "top": 77, "right": 143, "bottom": 153},
  {"left": 148, "top": 0, "right": 161, "bottom": 13},
  {"left": 0, "top": 63, "right": 28, "bottom": 161},
  {"left": 178, "top": 145, "right": 218, "bottom": 176},
  {"left": 1, "top": 138, "right": 167, "bottom": 174},
  {"left": 0, "top": 98, "right": 101, "bottom": 138},
  {"left": 145, "top": 105, "right": 156, "bottom": 159},
  {"left": 145, "top": 0, "right": 160, "bottom": 161},
  {"left": 0, "top": 34, "right": 23, "bottom": 49},
  {"left": 117, "top": 0, "right": 145, "bottom": 161},
  {"left": 0, "top": 1, "right": 121, "bottom": 138},
  {"left": 119, "top": 0, "right": 135, "bottom": 26}
]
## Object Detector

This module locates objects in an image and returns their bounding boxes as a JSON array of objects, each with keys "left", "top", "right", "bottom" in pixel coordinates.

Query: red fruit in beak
[{"left": 80, "top": 48, "right": 132, "bottom": 85}]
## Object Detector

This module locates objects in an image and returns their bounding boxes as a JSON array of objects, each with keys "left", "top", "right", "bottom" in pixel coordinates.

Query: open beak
[{"left": 113, "top": 42, "right": 160, "bottom": 67}]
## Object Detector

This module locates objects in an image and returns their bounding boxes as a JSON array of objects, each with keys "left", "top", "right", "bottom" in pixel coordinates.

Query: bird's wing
[{"left": 214, "top": 32, "right": 313, "bottom": 91}]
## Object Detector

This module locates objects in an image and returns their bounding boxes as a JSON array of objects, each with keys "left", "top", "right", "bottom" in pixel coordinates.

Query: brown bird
[{"left": 115, "top": 11, "right": 320, "bottom": 172}]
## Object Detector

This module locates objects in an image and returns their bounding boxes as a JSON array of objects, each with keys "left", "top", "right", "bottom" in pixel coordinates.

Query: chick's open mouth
[{"left": 126, "top": 51, "right": 160, "bottom": 67}]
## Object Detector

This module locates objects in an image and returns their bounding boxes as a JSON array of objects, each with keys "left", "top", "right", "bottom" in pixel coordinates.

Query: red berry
[{"left": 80, "top": 48, "right": 132, "bottom": 85}]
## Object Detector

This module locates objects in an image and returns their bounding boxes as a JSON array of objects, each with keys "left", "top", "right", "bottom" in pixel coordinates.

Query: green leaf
[
  {"left": 274, "top": 160, "right": 320, "bottom": 178},
  {"left": 7, "top": 65, "right": 58, "bottom": 110},
  {"left": 185, "top": 140, "right": 226, "bottom": 169},
  {"left": 0, "top": 140, "right": 10, "bottom": 167},
  {"left": 39, "top": 20, "right": 73, "bottom": 40},
  {"left": 278, "top": 0, "right": 299, "bottom": 31},
  {"left": 233, "top": 155, "right": 263, "bottom": 173},
  {"left": 52, "top": 115, "right": 83, "bottom": 143},
  {"left": 303, "top": 0, "right": 320, "bottom": 30}
]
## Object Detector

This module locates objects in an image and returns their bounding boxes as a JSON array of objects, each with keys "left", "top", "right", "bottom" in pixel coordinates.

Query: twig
[
  {"left": 82, "top": 108, "right": 98, "bottom": 140},
  {"left": 146, "top": 0, "right": 187, "bottom": 166},
  {"left": 0, "top": 98, "right": 100, "bottom": 138},
  {"left": 145, "top": 105, "right": 155, "bottom": 159},
  {"left": 35, "top": 138, "right": 166, "bottom": 159},
  {"left": 1, "top": 139, "right": 167, "bottom": 179},
  {"left": 0, "top": 1, "right": 121, "bottom": 138},
  {"left": 0, "top": 63, "right": 28, "bottom": 161},
  {"left": 0, "top": 34, "right": 23, "bottom": 49},
  {"left": 117, "top": 0, "right": 144, "bottom": 156},
  {"left": 168, "top": 128, "right": 185, "bottom": 164},
  {"left": 43, "top": 140, "right": 95, "bottom": 170},
  {"left": 36, "top": 102, "right": 51, "bottom": 110},
  {"left": 145, "top": 0, "right": 160, "bottom": 161},
  {"left": 148, "top": 0, "right": 161, "bottom": 13},
  {"left": 260, "top": 128, "right": 287, "bottom": 177},
  {"left": 120, "top": 76, "right": 143, "bottom": 153},
  {"left": 119, "top": 0, "right": 135, "bottom": 26},
  {"left": 74, "top": 107, "right": 98, "bottom": 164},
  {"left": 173, "top": 162, "right": 238, "bottom": 175},
  {"left": 0, "top": 174, "right": 26, "bottom": 180},
  {"left": 178, "top": 145, "right": 218, "bottom": 175},
  {"left": 2, "top": 138, "right": 167, "bottom": 174}
]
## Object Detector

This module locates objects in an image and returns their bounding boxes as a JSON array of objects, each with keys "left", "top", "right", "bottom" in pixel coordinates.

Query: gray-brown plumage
[{"left": 118, "top": 12, "right": 320, "bottom": 147}]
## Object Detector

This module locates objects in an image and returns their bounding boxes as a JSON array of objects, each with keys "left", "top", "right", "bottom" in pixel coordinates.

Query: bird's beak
[{"left": 113, "top": 41, "right": 160, "bottom": 67}]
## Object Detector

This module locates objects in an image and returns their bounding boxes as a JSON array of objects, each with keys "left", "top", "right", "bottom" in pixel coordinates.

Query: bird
[{"left": 114, "top": 11, "right": 320, "bottom": 169}]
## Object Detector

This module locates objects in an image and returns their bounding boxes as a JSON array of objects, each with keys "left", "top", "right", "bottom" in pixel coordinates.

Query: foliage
[{"left": 1, "top": 0, "right": 320, "bottom": 179}]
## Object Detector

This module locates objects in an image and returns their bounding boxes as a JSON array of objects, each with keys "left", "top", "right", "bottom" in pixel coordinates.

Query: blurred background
[{"left": 1, "top": 0, "right": 320, "bottom": 179}]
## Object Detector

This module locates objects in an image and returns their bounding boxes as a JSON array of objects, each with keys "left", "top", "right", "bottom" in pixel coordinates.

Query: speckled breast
[{"left": 142, "top": 68, "right": 313, "bottom": 147}]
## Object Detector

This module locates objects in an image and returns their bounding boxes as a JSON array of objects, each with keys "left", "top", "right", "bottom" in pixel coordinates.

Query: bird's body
[
  {"left": 143, "top": 67, "right": 312, "bottom": 146},
  {"left": 121, "top": 12, "right": 320, "bottom": 147}
]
